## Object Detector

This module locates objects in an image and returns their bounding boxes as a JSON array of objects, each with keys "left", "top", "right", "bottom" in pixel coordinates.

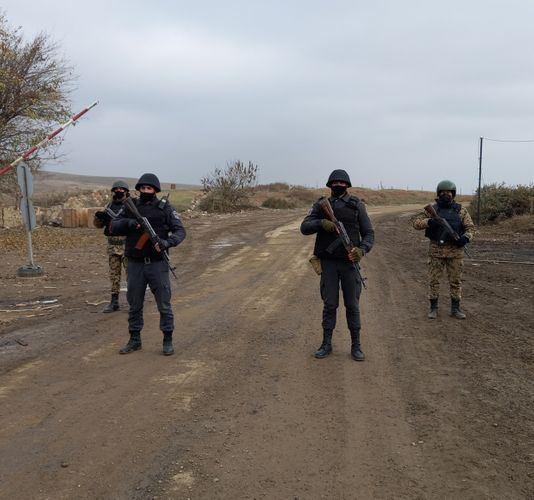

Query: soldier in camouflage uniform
[
  {"left": 94, "top": 180, "right": 129, "bottom": 313},
  {"left": 413, "top": 180, "right": 475, "bottom": 319}
]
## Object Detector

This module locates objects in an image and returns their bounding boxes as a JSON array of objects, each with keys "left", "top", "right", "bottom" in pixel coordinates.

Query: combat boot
[
  {"left": 119, "top": 332, "right": 142, "bottom": 354},
  {"left": 162, "top": 332, "right": 174, "bottom": 356},
  {"left": 314, "top": 330, "right": 333, "bottom": 358},
  {"left": 103, "top": 293, "right": 119, "bottom": 313},
  {"left": 350, "top": 330, "right": 365, "bottom": 361},
  {"left": 427, "top": 298, "right": 438, "bottom": 319},
  {"left": 451, "top": 298, "right": 466, "bottom": 319}
]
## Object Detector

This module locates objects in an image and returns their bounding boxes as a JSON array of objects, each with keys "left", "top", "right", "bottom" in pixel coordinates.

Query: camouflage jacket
[{"left": 412, "top": 205, "right": 475, "bottom": 258}]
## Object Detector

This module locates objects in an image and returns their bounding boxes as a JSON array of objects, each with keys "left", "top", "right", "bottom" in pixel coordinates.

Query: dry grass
[
  {"left": 167, "top": 189, "right": 201, "bottom": 212},
  {"left": 253, "top": 185, "right": 471, "bottom": 208},
  {"left": 492, "top": 214, "right": 534, "bottom": 234}
]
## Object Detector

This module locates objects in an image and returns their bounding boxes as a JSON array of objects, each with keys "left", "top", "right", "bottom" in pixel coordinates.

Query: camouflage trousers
[
  {"left": 108, "top": 246, "right": 128, "bottom": 294},
  {"left": 428, "top": 256, "right": 463, "bottom": 301}
]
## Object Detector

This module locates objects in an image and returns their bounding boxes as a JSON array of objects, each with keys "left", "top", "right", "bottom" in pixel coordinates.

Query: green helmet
[
  {"left": 436, "top": 180, "right": 456, "bottom": 197},
  {"left": 111, "top": 179, "right": 130, "bottom": 192}
]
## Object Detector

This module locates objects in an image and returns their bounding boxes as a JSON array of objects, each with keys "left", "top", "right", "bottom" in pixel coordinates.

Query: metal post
[
  {"left": 477, "top": 136, "right": 483, "bottom": 225},
  {"left": 27, "top": 231, "right": 35, "bottom": 267}
]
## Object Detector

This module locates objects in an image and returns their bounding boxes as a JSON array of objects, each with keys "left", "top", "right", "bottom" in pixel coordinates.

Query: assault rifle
[
  {"left": 319, "top": 198, "right": 367, "bottom": 288},
  {"left": 123, "top": 197, "right": 178, "bottom": 279},
  {"left": 424, "top": 204, "right": 471, "bottom": 257}
]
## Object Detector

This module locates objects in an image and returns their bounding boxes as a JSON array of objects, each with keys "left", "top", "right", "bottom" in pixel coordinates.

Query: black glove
[
  {"left": 127, "top": 219, "right": 140, "bottom": 231},
  {"left": 427, "top": 218, "right": 440, "bottom": 229},
  {"left": 158, "top": 238, "right": 170, "bottom": 250},
  {"left": 455, "top": 235, "right": 469, "bottom": 247},
  {"left": 95, "top": 210, "right": 108, "bottom": 222}
]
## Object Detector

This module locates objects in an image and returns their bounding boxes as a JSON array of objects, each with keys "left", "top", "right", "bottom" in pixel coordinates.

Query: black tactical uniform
[
  {"left": 301, "top": 170, "right": 374, "bottom": 361},
  {"left": 111, "top": 173, "right": 186, "bottom": 355}
]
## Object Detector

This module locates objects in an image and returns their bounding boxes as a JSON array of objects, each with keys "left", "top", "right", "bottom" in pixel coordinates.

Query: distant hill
[{"left": 35, "top": 170, "right": 199, "bottom": 193}]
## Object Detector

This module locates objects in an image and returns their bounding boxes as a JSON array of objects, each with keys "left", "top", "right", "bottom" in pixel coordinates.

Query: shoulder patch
[{"left": 171, "top": 210, "right": 181, "bottom": 220}]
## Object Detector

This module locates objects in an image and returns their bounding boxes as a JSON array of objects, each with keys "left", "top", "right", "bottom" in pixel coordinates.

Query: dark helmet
[
  {"left": 326, "top": 169, "right": 352, "bottom": 187},
  {"left": 111, "top": 179, "right": 129, "bottom": 192},
  {"left": 436, "top": 179, "right": 456, "bottom": 197},
  {"left": 135, "top": 173, "right": 161, "bottom": 193}
]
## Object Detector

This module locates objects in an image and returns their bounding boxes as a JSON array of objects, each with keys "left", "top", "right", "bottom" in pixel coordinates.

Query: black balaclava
[
  {"left": 112, "top": 191, "right": 126, "bottom": 201},
  {"left": 331, "top": 185, "right": 347, "bottom": 198},
  {"left": 437, "top": 192, "right": 453, "bottom": 208},
  {"left": 139, "top": 192, "right": 156, "bottom": 203}
]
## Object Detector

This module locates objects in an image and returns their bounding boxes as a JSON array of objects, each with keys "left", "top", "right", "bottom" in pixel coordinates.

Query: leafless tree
[{"left": 0, "top": 12, "right": 74, "bottom": 193}]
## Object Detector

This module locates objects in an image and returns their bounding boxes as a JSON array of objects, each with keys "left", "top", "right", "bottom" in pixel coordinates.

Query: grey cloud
[{"left": 2, "top": 0, "right": 534, "bottom": 191}]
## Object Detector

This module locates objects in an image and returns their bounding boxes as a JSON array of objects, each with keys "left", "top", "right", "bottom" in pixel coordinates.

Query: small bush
[
  {"left": 469, "top": 183, "right": 534, "bottom": 224},
  {"left": 199, "top": 161, "right": 258, "bottom": 212},
  {"left": 261, "top": 197, "right": 296, "bottom": 209}
]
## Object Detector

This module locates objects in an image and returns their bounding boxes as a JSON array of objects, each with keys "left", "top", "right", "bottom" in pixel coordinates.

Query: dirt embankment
[{"left": 0, "top": 206, "right": 532, "bottom": 499}]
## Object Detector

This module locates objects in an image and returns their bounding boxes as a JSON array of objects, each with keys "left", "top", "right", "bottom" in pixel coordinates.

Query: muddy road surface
[{"left": 0, "top": 206, "right": 532, "bottom": 499}]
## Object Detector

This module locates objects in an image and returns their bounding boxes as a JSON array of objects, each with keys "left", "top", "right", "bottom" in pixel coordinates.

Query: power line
[{"left": 484, "top": 137, "right": 534, "bottom": 143}]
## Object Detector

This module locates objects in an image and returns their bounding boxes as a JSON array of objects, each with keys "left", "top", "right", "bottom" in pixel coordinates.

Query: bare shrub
[{"left": 199, "top": 161, "right": 258, "bottom": 212}]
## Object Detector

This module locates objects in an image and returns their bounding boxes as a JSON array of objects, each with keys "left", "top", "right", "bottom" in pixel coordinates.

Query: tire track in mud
[
  {"left": 0, "top": 210, "right": 309, "bottom": 499},
  {"left": 2, "top": 205, "right": 493, "bottom": 500}
]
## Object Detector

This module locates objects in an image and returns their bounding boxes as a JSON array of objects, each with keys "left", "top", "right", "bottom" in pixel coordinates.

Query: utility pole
[{"left": 477, "top": 136, "right": 483, "bottom": 225}]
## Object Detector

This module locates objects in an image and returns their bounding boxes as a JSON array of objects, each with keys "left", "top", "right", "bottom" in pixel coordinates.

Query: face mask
[
  {"left": 437, "top": 193, "right": 453, "bottom": 206},
  {"left": 139, "top": 192, "right": 155, "bottom": 202},
  {"left": 331, "top": 185, "right": 347, "bottom": 198},
  {"left": 113, "top": 191, "right": 125, "bottom": 201}
]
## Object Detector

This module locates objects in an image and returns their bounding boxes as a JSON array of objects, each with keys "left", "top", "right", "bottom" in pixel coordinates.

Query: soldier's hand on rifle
[
  {"left": 427, "top": 218, "right": 440, "bottom": 229},
  {"left": 154, "top": 239, "right": 170, "bottom": 253},
  {"left": 455, "top": 235, "right": 469, "bottom": 247},
  {"left": 94, "top": 210, "right": 107, "bottom": 221},
  {"left": 349, "top": 247, "right": 364, "bottom": 263},
  {"left": 127, "top": 219, "right": 141, "bottom": 231},
  {"left": 321, "top": 219, "right": 337, "bottom": 232}
]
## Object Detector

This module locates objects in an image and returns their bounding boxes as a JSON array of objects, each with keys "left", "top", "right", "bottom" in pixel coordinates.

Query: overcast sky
[{"left": 3, "top": 1, "right": 534, "bottom": 192}]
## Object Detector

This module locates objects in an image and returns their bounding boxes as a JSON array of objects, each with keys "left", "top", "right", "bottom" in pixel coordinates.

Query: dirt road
[{"left": 0, "top": 206, "right": 532, "bottom": 499}]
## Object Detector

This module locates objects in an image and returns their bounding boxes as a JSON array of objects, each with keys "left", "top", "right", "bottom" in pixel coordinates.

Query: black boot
[
  {"left": 119, "top": 332, "right": 142, "bottom": 354},
  {"left": 451, "top": 298, "right": 466, "bottom": 319},
  {"left": 103, "top": 293, "right": 119, "bottom": 313},
  {"left": 428, "top": 298, "right": 438, "bottom": 319},
  {"left": 314, "top": 330, "right": 333, "bottom": 359},
  {"left": 350, "top": 330, "right": 365, "bottom": 361},
  {"left": 162, "top": 332, "right": 174, "bottom": 356}
]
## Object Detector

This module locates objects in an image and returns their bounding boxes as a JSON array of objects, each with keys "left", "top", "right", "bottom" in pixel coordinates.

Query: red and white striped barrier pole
[{"left": 0, "top": 100, "right": 99, "bottom": 176}]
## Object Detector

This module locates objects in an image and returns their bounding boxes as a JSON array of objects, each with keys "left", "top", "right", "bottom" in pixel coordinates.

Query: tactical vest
[
  {"left": 314, "top": 196, "right": 361, "bottom": 259},
  {"left": 124, "top": 197, "right": 171, "bottom": 260},
  {"left": 104, "top": 200, "right": 125, "bottom": 237},
  {"left": 425, "top": 202, "right": 464, "bottom": 244}
]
